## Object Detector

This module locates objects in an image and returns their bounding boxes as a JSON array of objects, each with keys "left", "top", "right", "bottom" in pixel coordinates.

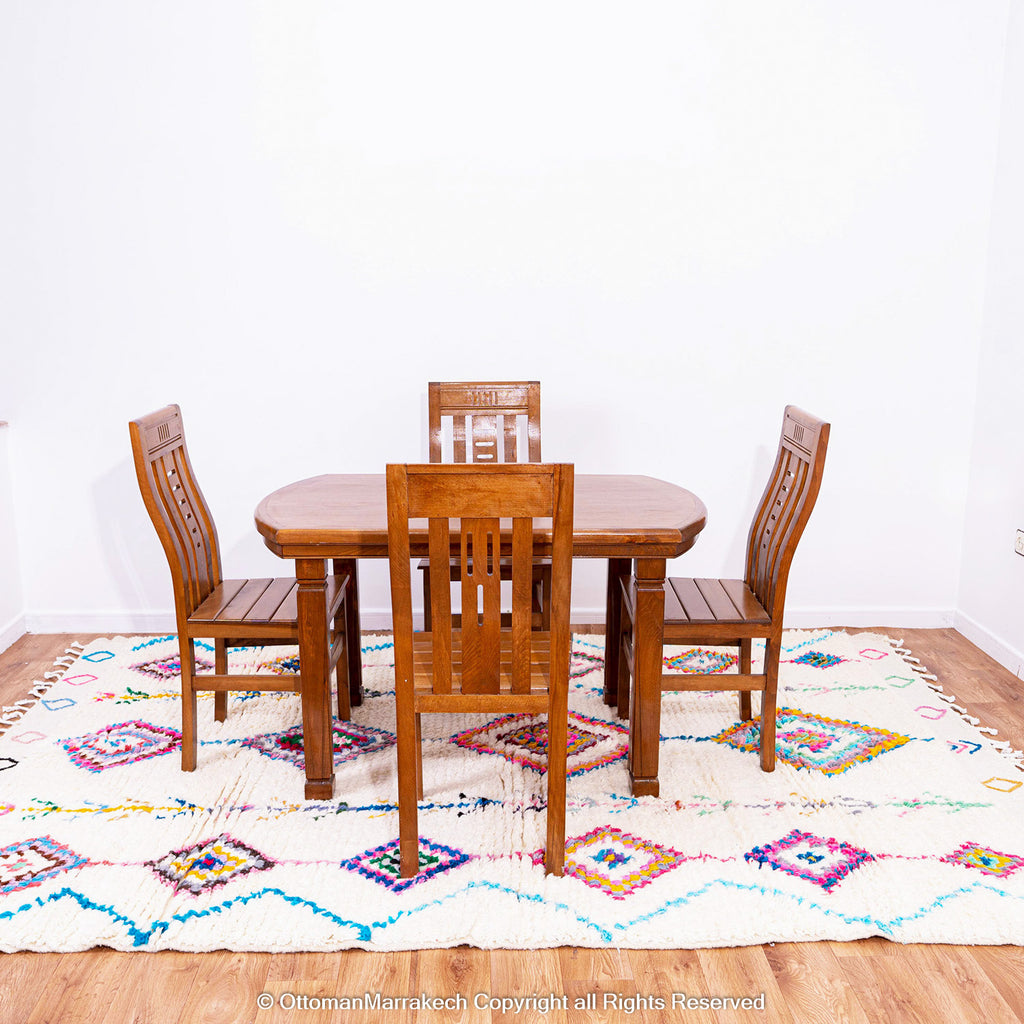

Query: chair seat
[
  {"left": 662, "top": 578, "right": 771, "bottom": 627},
  {"left": 190, "top": 573, "right": 349, "bottom": 636}
]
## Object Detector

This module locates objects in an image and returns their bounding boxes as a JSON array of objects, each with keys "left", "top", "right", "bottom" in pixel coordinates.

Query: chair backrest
[
  {"left": 387, "top": 462, "right": 573, "bottom": 696},
  {"left": 744, "top": 406, "right": 830, "bottom": 620},
  {"left": 428, "top": 381, "right": 541, "bottom": 464},
  {"left": 129, "top": 404, "right": 222, "bottom": 620}
]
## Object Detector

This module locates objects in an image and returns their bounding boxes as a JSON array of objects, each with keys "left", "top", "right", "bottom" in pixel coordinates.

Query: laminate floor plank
[
  {"left": 489, "top": 948, "right": 567, "bottom": 1024},
  {"left": 764, "top": 942, "right": 871, "bottom": 1024}
]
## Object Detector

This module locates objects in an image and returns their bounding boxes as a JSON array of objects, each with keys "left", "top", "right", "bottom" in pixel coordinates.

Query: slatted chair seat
[
  {"left": 660, "top": 578, "right": 771, "bottom": 628},
  {"left": 130, "top": 404, "right": 354, "bottom": 772},
  {"left": 419, "top": 381, "right": 552, "bottom": 631},
  {"left": 388, "top": 461, "right": 574, "bottom": 878},
  {"left": 191, "top": 575, "right": 349, "bottom": 637},
  {"left": 618, "top": 406, "right": 829, "bottom": 773}
]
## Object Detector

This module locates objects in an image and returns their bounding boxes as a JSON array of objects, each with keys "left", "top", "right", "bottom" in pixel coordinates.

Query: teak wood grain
[
  {"left": 421, "top": 381, "right": 550, "bottom": 632},
  {"left": 255, "top": 473, "right": 706, "bottom": 798},
  {"left": 129, "top": 404, "right": 353, "bottom": 774},
  {"left": 388, "top": 462, "right": 574, "bottom": 876}
]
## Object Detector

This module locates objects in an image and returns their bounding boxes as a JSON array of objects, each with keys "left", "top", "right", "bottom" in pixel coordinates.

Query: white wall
[
  {"left": 0, "top": 426, "right": 26, "bottom": 647},
  {"left": 0, "top": 2, "right": 1011, "bottom": 636},
  {"left": 958, "top": 0, "right": 1024, "bottom": 677}
]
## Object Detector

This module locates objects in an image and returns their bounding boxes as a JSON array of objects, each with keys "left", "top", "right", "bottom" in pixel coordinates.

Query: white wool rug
[{"left": 1, "top": 630, "right": 1022, "bottom": 951}]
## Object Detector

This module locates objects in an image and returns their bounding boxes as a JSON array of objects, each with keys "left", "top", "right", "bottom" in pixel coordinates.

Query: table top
[{"left": 255, "top": 473, "right": 706, "bottom": 560}]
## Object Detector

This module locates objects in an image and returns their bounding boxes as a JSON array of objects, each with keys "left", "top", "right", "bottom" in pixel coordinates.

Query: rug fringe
[
  {"left": 883, "top": 634, "right": 1024, "bottom": 772},
  {"left": 0, "top": 643, "right": 86, "bottom": 734}
]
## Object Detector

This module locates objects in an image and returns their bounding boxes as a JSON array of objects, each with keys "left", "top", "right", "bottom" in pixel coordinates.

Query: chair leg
[
  {"left": 213, "top": 639, "right": 228, "bottom": 723},
  {"left": 334, "top": 602, "right": 351, "bottom": 721},
  {"left": 545, "top": 701, "right": 568, "bottom": 876},
  {"left": 180, "top": 637, "right": 199, "bottom": 771},
  {"left": 739, "top": 638, "right": 752, "bottom": 721},
  {"left": 396, "top": 701, "right": 421, "bottom": 878},
  {"left": 421, "top": 567, "right": 432, "bottom": 632},
  {"left": 415, "top": 712, "right": 423, "bottom": 801},
  {"left": 617, "top": 605, "right": 632, "bottom": 721},
  {"left": 760, "top": 638, "right": 779, "bottom": 772},
  {"left": 540, "top": 566, "right": 552, "bottom": 631}
]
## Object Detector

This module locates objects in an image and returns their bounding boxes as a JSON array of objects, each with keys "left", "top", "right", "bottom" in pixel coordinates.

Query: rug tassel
[
  {"left": 888, "top": 634, "right": 1024, "bottom": 768},
  {"left": 0, "top": 641, "right": 87, "bottom": 735}
]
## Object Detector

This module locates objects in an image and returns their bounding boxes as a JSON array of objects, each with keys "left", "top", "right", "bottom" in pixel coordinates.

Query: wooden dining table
[{"left": 255, "top": 473, "right": 706, "bottom": 800}]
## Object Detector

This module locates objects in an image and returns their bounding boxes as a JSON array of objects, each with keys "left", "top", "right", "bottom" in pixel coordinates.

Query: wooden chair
[
  {"left": 618, "top": 406, "right": 830, "bottom": 772},
  {"left": 419, "top": 381, "right": 552, "bottom": 631},
  {"left": 129, "top": 404, "right": 352, "bottom": 771},
  {"left": 388, "top": 462, "right": 574, "bottom": 876}
]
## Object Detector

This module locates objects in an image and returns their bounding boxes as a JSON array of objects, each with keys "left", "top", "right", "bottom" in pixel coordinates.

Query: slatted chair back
[
  {"left": 388, "top": 463, "right": 573, "bottom": 698},
  {"left": 743, "top": 406, "right": 830, "bottom": 621},
  {"left": 129, "top": 404, "right": 221, "bottom": 621},
  {"left": 428, "top": 381, "right": 541, "bottom": 465}
]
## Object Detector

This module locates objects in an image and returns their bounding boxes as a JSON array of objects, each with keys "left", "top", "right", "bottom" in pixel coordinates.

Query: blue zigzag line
[
  {"left": 365, "top": 880, "right": 617, "bottom": 944},
  {"left": 329, "top": 875, "right": 1024, "bottom": 944},
  {"left": 780, "top": 631, "right": 835, "bottom": 654},
  {"left": 361, "top": 640, "right": 394, "bottom": 653},
  {"left": 1, "top": 886, "right": 371, "bottom": 947},
  {"left": 130, "top": 635, "right": 176, "bottom": 651},
  {"left": 609, "top": 877, "right": 1022, "bottom": 938},
  {"left": 129, "top": 635, "right": 215, "bottom": 653},
  {"left": 572, "top": 636, "right": 604, "bottom": 652},
  {"left": 4, "top": 877, "right": 1020, "bottom": 948}
]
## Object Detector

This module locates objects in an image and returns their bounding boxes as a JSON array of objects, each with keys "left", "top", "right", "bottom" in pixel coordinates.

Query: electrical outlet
[{"left": 1016, "top": 530, "right": 1024, "bottom": 557}]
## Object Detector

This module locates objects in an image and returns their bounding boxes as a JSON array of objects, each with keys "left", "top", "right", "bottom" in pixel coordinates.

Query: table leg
[
  {"left": 333, "top": 558, "right": 363, "bottom": 708},
  {"left": 602, "top": 558, "right": 631, "bottom": 715},
  {"left": 629, "top": 556, "right": 667, "bottom": 797},
  {"left": 297, "top": 557, "right": 335, "bottom": 800}
]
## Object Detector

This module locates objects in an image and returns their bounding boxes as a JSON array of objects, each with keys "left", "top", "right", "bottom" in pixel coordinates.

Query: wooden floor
[{"left": 1, "top": 628, "right": 1023, "bottom": 1024}]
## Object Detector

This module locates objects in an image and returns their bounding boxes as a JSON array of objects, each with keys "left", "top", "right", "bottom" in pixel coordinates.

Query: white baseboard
[
  {"left": 953, "top": 611, "right": 1024, "bottom": 680},
  {"left": 0, "top": 614, "right": 26, "bottom": 654}
]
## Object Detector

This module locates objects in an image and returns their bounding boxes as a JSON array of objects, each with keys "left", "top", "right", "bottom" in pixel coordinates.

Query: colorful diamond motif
[
  {"left": 131, "top": 654, "right": 214, "bottom": 681},
  {"left": 0, "top": 836, "right": 88, "bottom": 896},
  {"left": 451, "top": 711, "right": 627, "bottom": 776},
  {"left": 63, "top": 720, "right": 181, "bottom": 772},
  {"left": 242, "top": 721, "right": 395, "bottom": 770},
  {"left": 547, "top": 826, "right": 685, "bottom": 899},
  {"left": 665, "top": 648, "right": 738, "bottom": 674},
  {"left": 941, "top": 842, "right": 1024, "bottom": 879},
  {"left": 745, "top": 829, "right": 872, "bottom": 892},
  {"left": 715, "top": 708, "right": 909, "bottom": 774},
  {"left": 792, "top": 650, "right": 844, "bottom": 669},
  {"left": 149, "top": 834, "right": 273, "bottom": 895},
  {"left": 341, "top": 837, "right": 470, "bottom": 892},
  {"left": 497, "top": 719, "right": 599, "bottom": 757}
]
